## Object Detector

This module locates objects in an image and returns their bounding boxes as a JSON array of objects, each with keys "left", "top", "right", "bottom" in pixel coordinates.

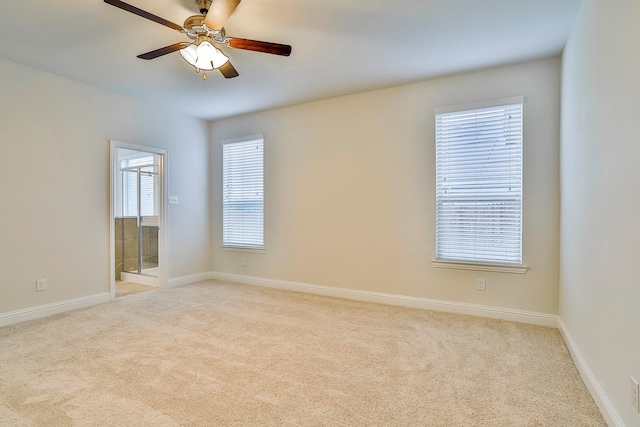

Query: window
[
  {"left": 121, "top": 156, "right": 156, "bottom": 217},
  {"left": 222, "top": 136, "right": 264, "bottom": 248},
  {"left": 434, "top": 97, "right": 523, "bottom": 266}
]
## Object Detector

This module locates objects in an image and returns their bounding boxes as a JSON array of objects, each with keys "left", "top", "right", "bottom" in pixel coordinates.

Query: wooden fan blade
[
  {"left": 228, "top": 38, "right": 292, "bottom": 56},
  {"left": 219, "top": 61, "right": 239, "bottom": 78},
  {"left": 204, "top": 0, "right": 241, "bottom": 30},
  {"left": 104, "top": 0, "right": 183, "bottom": 31},
  {"left": 137, "top": 43, "right": 190, "bottom": 60}
]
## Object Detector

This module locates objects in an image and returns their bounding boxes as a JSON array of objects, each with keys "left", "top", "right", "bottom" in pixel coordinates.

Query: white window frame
[
  {"left": 121, "top": 156, "right": 157, "bottom": 218},
  {"left": 221, "top": 135, "right": 265, "bottom": 251},
  {"left": 431, "top": 96, "right": 528, "bottom": 274}
]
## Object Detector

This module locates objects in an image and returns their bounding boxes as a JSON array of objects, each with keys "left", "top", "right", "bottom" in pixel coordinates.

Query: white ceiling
[{"left": 0, "top": 0, "right": 582, "bottom": 120}]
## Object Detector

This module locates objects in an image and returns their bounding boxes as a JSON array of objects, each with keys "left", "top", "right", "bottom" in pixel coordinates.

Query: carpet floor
[{"left": 0, "top": 280, "right": 605, "bottom": 426}]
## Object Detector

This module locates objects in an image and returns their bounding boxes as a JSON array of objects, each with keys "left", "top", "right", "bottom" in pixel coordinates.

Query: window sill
[
  {"left": 220, "top": 246, "right": 266, "bottom": 254},
  {"left": 431, "top": 259, "right": 528, "bottom": 274}
]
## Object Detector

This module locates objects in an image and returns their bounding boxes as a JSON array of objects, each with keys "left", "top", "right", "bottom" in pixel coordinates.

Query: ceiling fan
[{"left": 104, "top": 0, "right": 292, "bottom": 80}]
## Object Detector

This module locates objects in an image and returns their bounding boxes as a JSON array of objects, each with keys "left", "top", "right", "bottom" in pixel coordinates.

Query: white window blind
[
  {"left": 222, "top": 137, "right": 264, "bottom": 248},
  {"left": 121, "top": 156, "right": 156, "bottom": 217},
  {"left": 435, "top": 98, "right": 523, "bottom": 265}
]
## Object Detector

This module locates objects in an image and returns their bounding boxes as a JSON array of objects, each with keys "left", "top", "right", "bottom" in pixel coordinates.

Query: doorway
[{"left": 110, "top": 141, "right": 167, "bottom": 299}]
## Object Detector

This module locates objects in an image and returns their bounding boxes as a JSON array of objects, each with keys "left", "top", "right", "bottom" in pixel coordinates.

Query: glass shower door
[{"left": 119, "top": 156, "right": 159, "bottom": 279}]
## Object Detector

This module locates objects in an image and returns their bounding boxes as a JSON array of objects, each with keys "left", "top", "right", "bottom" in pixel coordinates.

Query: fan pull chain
[{"left": 194, "top": 67, "right": 207, "bottom": 80}]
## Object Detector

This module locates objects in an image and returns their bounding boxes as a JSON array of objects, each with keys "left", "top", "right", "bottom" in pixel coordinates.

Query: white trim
[
  {"left": 557, "top": 319, "right": 624, "bottom": 427},
  {"left": 0, "top": 293, "right": 110, "bottom": 328},
  {"left": 221, "top": 133, "right": 264, "bottom": 145},
  {"left": 434, "top": 95, "right": 525, "bottom": 115},
  {"left": 167, "top": 272, "right": 214, "bottom": 288},
  {"left": 210, "top": 272, "right": 557, "bottom": 327},
  {"left": 220, "top": 246, "right": 266, "bottom": 254},
  {"left": 221, "top": 136, "right": 265, "bottom": 249},
  {"left": 431, "top": 260, "right": 529, "bottom": 274},
  {"left": 109, "top": 140, "right": 168, "bottom": 301}
]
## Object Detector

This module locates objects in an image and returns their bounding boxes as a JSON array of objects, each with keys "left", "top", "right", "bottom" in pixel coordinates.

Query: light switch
[{"left": 169, "top": 196, "right": 179, "bottom": 205}]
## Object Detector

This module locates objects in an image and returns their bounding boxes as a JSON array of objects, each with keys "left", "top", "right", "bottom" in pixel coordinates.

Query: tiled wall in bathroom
[{"left": 115, "top": 218, "right": 158, "bottom": 279}]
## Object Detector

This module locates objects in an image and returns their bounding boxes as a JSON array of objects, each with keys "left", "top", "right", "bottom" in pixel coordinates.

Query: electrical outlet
[
  {"left": 36, "top": 279, "right": 47, "bottom": 292},
  {"left": 631, "top": 376, "right": 639, "bottom": 413},
  {"left": 476, "top": 278, "right": 486, "bottom": 291},
  {"left": 242, "top": 257, "right": 247, "bottom": 266}
]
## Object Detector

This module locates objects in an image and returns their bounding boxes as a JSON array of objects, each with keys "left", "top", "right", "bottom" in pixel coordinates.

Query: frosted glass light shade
[{"left": 180, "top": 41, "right": 229, "bottom": 70}]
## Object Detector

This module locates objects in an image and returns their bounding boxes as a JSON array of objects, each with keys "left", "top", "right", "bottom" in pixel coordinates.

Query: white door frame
[{"left": 109, "top": 140, "right": 168, "bottom": 300}]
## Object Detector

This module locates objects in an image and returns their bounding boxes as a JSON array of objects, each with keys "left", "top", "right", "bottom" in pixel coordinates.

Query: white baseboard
[
  {"left": 0, "top": 293, "right": 111, "bottom": 328},
  {"left": 167, "top": 272, "right": 214, "bottom": 288},
  {"left": 210, "top": 272, "right": 558, "bottom": 328},
  {"left": 558, "top": 319, "right": 624, "bottom": 427}
]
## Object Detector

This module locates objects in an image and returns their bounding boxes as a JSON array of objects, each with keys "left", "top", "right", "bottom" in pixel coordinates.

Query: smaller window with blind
[
  {"left": 434, "top": 97, "right": 523, "bottom": 266},
  {"left": 222, "top": 135, "right": 264, "bottom": 249},
  {"left": 121, "top": 156, "right": 157, "bottom": 218}
]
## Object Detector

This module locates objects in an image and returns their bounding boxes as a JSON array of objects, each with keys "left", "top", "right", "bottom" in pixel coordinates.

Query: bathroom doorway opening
[{"left": 110, "top": 141, "right": 167, "bottom": 299}]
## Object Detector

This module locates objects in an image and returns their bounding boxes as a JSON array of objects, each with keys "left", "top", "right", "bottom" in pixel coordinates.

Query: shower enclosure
[{"left": 114, "top": 151, "right": 160, "bottom": 284}]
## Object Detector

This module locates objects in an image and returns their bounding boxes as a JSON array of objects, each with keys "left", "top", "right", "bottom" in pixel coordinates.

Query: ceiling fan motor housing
[
  {"left": 196, "top": 0, "right": 212, "bottom": 15},
  {"left": 183, "top": 15, "right": 225, "bottom": 42}
]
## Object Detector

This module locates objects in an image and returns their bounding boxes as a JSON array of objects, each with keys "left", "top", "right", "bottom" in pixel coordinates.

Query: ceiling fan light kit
[
  {"left": 179, "top": 36, "right": 229, "bottom": 71},
  {"left": 104, "top": 0, "right": 292, "bottom": 79}
]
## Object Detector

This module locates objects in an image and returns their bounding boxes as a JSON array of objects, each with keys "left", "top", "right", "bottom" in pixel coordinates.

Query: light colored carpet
[{"left": 0, "top": 281, "right": 605, "bottom": 426}]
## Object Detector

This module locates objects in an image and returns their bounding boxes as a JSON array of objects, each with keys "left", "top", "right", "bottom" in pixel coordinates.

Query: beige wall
[
  {"left": 211, "top": 57, "right": 561, "bottom": 315},
  {"left": 0, "top": 58, "right": 212, "bottom": 313},
  {"left": 560, "top": 0, "right": 640, "bottom": 425}
]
